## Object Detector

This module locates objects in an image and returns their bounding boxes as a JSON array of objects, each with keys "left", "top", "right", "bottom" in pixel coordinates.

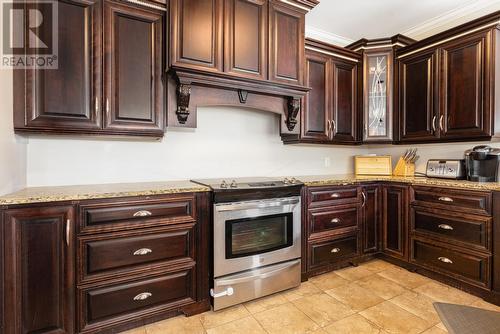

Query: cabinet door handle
[
  {"left": 432, "top": 116, "right": 436, "bottom": 132},
  {"left": 332, "top": 120, "right": 336, "bottom": 133},
  {"left": 327, "top": 120, "right": 332, "bottom": 137},
  {"left": 438, "top": 257, "right": 453, "bottom": 264},
  {"left": 438, "top": 196, "right": 453, "bottom": 202},
  {"left": 133, "top": 292, "right": 152, "bottom": 301},
  {"left": 439, "top": 115, "right": 444, "bottom": 131},
  {"left": 95, "top": 97, "right": 99, "bottom": 114},
  {"left": 330, "top": 193, "right": 340, "bottom": 198},
  {"left": 65, "top": 219, "right": 70, "bottom": 247},
  {"left": 331, "top": 248, "right": 341, "bottom": 253},
  {"left": 133, "top": 210, "right": 153, "bottom": 217},
  {"left": 330, "top": 218, "right": 341, "bottom": 224},
  {"left": 133, "top": 248, "right": 153, "bottom": 256},
  {"left": 106, "top": 98, "right": 110, "bottom": 115},
  {"left": 361, "top": 191, "right": 367, "bottom": 208},
  {"left": 438, "top": 224, "right": 454, "bottom": 230}
]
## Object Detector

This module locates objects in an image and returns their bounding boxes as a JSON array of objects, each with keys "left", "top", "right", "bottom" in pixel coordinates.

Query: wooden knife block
[{"left": 393, "top": 157, "right": 415, "bottom": 177}]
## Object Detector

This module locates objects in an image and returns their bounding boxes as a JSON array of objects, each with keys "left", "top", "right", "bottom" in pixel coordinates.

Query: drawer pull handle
[
  {"left": 133, "top": 248, "right": 153, "bottom": 256},
  {"left": 330, "top": 193, "right": 340, "bottom": 198},
  {"left": 438, "top": 197, "right": 454, "bottom": 202},
  {"left": 331, "top": 248, "right": 341, "bottom": 253},
  {"left": 438, "top": 257, "right": 453, "bottom": 264},
  {"left": 331, "top": 218, "right": 341, "bottom": 224},
  {"left": 133, "top": 210, "right": 152, "bottom": 217},
  {"left": 438, "top": 224, "right": 454, "bottom": 231},
  {"left": 133, "top": 292, "right": 152, "bottom": 301}
]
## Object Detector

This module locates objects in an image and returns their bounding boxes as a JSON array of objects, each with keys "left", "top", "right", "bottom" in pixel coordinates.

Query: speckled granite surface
[
  {"left": 1, "top": 175, "right": 499, "bottom": 206},
  {"left": 0, "top": 181, "right": 210, "bottom": 205},
  {"left": 297, "top": 174, "right": 500, "bottom": 191}
]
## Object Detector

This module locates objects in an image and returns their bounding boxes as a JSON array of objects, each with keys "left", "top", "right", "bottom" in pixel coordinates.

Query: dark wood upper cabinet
[
  {"left": 398, "top": 49, "right": 438, "bottom": 142},
  {"left": 170, "top": 0, "right": 223, "bottom": 72},
  {"left": 14, "top": 0, "right": 102, "bottom": 131},
  {"left": 439, "top": 31, "right": 492, "bottom": 139},
  {"left": 382, "top": 184, "right": 408, "bottom": 260},
  {"left": 331, "top": 60, "right": 358, "bottom": 142},
  {"left": 362, "top": 185, "right": 381, "bottom": 254},
  {"left": 3, "top": 206, "right": 75, "bottom": 334},
  {"left": 396, "top": 15, "right": 500, "bottom": 144},
  {"left": 268, "top": 0, "right": 304, "bottom": 86},
  {"left": 14, "top": 0, "right": 167, "bottom": 137},
  {"left": 301, "top": 50, "right": 330, "bottom": 141},
  {"left": 283, "top": 39, "right": 361, "bottom": 144},
  {"left": 224, "top": 0, "right": 267, "bottom": 80},
  {"left": 103, "top": 0, "right": 164, "bottom": 135}
]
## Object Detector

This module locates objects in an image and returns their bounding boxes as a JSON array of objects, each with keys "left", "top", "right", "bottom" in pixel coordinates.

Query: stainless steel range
[{"left": 192, "top": 177, "right": 303, "bottom": 310}]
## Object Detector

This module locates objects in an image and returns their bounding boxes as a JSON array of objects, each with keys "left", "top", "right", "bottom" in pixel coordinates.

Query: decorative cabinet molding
[
  {"left": 176, "top": 84, "right": 192, "bottom": 124},
  {"left": 167, "top": 0, "right": 317, "bottom": 129},
  {"left": 13, "top": 0, "right": 166, "bottom": 138}
]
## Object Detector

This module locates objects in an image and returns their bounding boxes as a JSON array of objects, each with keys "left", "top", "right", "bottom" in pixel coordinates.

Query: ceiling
[{"left": 305, "top": 0, "right": 500, "bottom": 46}]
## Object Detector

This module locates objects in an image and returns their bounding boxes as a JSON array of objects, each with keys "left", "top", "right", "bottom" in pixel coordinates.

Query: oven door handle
[
  {"left": 216, "top": 259, "right": 300, "bottom": 286},
  {"left": 215, "top": 198, "right": 300, "bottom": 212}
]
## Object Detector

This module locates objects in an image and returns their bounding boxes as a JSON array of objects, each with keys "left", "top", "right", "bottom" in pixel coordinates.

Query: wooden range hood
[{"left": 167, "top": 0, "right": 319, "bottom": 135}]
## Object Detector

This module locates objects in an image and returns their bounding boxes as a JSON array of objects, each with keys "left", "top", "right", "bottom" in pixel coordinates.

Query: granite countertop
[
  {"left": 297, "top": 174, "right": 500, "bottom": 191},
  {"left": 0, "top": 181, "right": 210, "bottom": 206},
  {"left": 2, "top": 174, "right": 500, "bottom": 206}
]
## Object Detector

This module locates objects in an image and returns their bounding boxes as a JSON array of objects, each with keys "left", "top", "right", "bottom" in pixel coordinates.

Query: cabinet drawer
[
  {"left": 309, "top": 234, "right": 359, "bottom": 268},
  {"left": 80, "top": 225, "right": 195, "bottom": 281},
  {"left": 309, "top": 204, "right": 359, "bottom": 235},
  {"left": 412, "top": 209, "right": 490, "bottom": 250},
  {"left": 79, "top": 196, "right": 195, "bottom": 233},
  {"left": 80, "top": 269, "right": 195, "bottom": 330},
  {"left": 308, "top": 187, "right": 359, "bottom": 206},
  {"left": 411, "top": 239, "right": 490, "bottom": 288},
  {"left": 411, "top": 186, "right": 491, "bottom": 216}
]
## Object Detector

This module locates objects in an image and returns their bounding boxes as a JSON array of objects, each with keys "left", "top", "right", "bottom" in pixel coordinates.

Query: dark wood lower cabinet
[
  {"left": 304, "top": 183, "right": 500, "bottom": 306},
  {"left": 362, "top": 185, "right": 381, "bottom": 254},
  {"left": 382, "top": 184, "right": 408, "bottom": 260},
  {"left": 3, "top": 206, "right": 76, "bottom": 334},
  {"left": 1, "top": 192, "right": 210, "bottom": 334}
]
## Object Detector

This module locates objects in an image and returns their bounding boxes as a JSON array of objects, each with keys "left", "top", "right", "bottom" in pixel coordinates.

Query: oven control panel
[{"left": 426, "top": 159, "right": 465, "bottom": 179}]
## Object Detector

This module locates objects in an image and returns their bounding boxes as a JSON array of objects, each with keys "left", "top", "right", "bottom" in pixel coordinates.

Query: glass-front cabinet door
[{"left": 364, "top": 50, "right": 393, "bottom": 141}]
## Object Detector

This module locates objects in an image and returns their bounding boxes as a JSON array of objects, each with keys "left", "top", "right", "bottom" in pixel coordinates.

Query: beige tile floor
[{"left": 121, "top": 260, "right": 500, "bottom": 334}]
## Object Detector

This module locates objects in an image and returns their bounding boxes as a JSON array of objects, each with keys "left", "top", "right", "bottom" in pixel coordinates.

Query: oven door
[{"left": 214, "top": 196, "right": 301, "bottom": 277}]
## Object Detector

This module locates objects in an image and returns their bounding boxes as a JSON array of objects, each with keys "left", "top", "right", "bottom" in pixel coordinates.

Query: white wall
[
  {"left": 0, "top": 69, "right": 26, "bottom": 195},
  {"left": 26, "top": 108, "right": 368, "bottom": 187},
  {"left": 19, "top": 105, "right": 500, "bottom": 187}
]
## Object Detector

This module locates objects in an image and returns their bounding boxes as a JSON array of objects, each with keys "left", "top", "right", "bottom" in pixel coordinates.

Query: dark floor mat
[{"left": 433, "top": 302, "right": 500, "bottom": 334}]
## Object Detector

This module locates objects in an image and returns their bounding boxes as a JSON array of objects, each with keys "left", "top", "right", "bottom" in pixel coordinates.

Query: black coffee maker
[{"left": 465, "top": 145, "right": 500, "bottom": 182}]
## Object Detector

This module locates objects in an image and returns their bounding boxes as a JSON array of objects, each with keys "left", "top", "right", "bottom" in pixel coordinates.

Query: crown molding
[
  {"left": 305, "top": 26, "right": 354, "bottom": 47},
  {"left": 402, "top": 0, "right": 500, "bottom": 40}
]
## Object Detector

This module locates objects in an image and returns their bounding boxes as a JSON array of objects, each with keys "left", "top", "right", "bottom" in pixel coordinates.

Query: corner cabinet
[
  {"left": 346, "top": 35, "right": 414, "bottom": 143},
  {"left": 396, "top": 24, "right": 499, "bottom": 143},
  {"left": 282, "top": 39, "right": 361, "bottom": 144},
  {"left": 3, "top": 206, "right": 75, "bottom": 334},
  {"left": 14, "top": 0, "right": 166, "bottom": 137}
]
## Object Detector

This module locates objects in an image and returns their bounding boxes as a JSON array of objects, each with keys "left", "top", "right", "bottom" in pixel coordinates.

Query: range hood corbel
[{"left": 167, "top": 68, "right": 310, "bottom": 133}]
